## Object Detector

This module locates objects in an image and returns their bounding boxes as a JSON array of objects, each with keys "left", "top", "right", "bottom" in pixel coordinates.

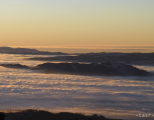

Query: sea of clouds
[{"left": 0, "top": 54, "right": 154, "bottom": 120}]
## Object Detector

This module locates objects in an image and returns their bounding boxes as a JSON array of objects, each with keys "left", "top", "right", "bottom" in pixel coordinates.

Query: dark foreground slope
[
  {"left": 0, "top": 62, "right": 150, "bottom": 76},
  {"left": 0, "top": 112, "right": 5, "bottom": 120},
  {"left": 3, "top": 109, "right": 123, "bottom": 120}
]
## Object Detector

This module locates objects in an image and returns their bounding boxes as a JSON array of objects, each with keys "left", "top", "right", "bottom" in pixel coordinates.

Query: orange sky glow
[{"left": 0, "top": 0, "right": 154, "bottom": 47}]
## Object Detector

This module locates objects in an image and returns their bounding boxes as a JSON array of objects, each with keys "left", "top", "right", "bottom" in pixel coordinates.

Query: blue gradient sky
[{"left": 0, "top": 0, "right": 154, "bottom": 46}]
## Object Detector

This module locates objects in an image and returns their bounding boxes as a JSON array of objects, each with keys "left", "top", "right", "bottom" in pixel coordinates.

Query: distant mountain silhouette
[
  {"left": 28, "top": 52, "right": 154, "bottom": 66},
  {"left": 0, "top": 46, "right": 67, "bottom": 55},
  {"left": 33, "top": 62, "right": 150, "bottom": 76},
  {"left": 0, "top": 62, "right": 151, "bottom": 76},
  {"left": 0, "top": 64, "right": 30, "bottom": 69}
]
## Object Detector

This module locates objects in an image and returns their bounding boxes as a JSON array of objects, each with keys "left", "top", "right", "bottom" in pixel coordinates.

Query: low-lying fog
[{"left": 0, "top": 54, "right": 154, "bottom": 120}]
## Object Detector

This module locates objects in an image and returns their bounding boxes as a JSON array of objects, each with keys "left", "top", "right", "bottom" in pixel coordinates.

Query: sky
[{"left": 0, "top": 0, "right": 154, "bottom": 47}]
